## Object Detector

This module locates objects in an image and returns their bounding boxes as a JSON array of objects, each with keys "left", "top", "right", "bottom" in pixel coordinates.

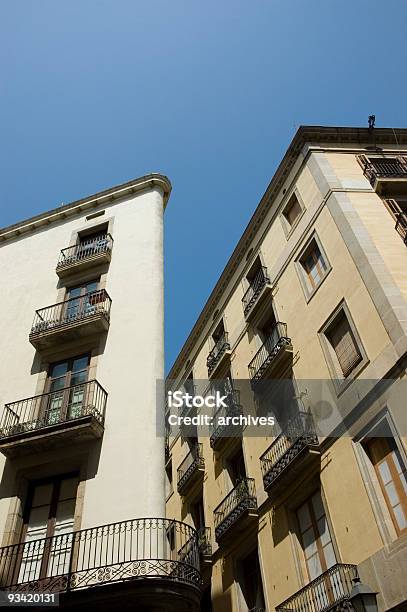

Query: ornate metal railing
[
  {"left": 56, "top": 234, "right": 113, "bottom": 270},
  {"left": 261, "top": 411, "right": 319, "bottom": 490},
  {"left": 248, "top": 322, "right": 292, "bottom": 382},
  {"left": 395, "top": 211, "right": 407, "bottom": 245},
  {"left": 214, "top": 478, "right": 257, "bottom": 541},
  {"left": 0, "top": 518, "right": 201, "bottom": 593},
  {"left": 361, "top": 156, "right": 407, "bottom": 186},
  {"left": 207, "top": 332, "right": 230, "bottom": 375},
  {"left": 30, "top": 290, "right": 112, "bottom": 336},
  {"left": 0, "top": 380, "right": 107, "bottom": 439},
  {"left": 177, "top": 443, "right": 205, "bottom": 493},
  {"left": 242, "top": 266, "right": 270, "bottom": 318},
  {"left": 210, "top": 389, "right": 243, "bottom": 448},
  {"left": 276, "top": 564, "right": 358, "bottom": 612},
  {"left": 197, "top": 527, "right": 212, "bottom": 557}
]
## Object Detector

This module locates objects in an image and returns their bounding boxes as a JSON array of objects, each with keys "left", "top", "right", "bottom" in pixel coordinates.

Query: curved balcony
[
  {"left": 214, "top": 477, "right": 258, "bottom": 543},
  {"left": 29, "top": 290, "right": 111, "bottom": 350},
  {"left": 207, "top": 332, "right": 231, "bottom": 377},
  {"left": 276, "top": 563, "right": 358, "bottom": 612},
  {"left": 0, "top": 518, "right": 201, "bottom": 612},
  {"left": 56, "top": 234, "right": 113, "bottom": 279},
  {"left": 261, "top": 411, "right": 320, "bottom": 496},
  {"left": 0, "top": 380, "right": 107, "bottom": 458}
]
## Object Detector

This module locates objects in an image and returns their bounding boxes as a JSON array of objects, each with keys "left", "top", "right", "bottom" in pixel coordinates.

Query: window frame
[
  {"left": 295, "top": 232, "right": 332, "bottom": 302},
  {"left": 280, "top": 189, "right": 305, "bottom": 238}
]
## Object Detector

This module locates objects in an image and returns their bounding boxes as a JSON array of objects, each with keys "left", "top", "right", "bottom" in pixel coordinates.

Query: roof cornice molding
[
  {"left": 167, "top": 125, "right": 407, "bottom": 380},
  {"left": 0, "top": 173, "right": 172, "bottom": 243}
]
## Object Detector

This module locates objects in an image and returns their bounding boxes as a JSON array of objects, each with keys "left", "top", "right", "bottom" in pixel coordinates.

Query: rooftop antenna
[{"left": 368, "top": 115, "right": 376, "bottom": 130}]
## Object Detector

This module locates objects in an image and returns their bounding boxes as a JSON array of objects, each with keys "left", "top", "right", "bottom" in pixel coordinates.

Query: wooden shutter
[{"left": 327, "top": 313, "right": 362, "bottom": 377}]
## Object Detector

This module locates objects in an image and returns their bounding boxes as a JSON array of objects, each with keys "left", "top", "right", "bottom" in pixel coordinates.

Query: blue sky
[{"left": 1, "top": 0, "right": 406, "bottom": 372}]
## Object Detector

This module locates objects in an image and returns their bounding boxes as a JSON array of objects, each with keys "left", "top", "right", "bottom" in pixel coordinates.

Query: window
[
  {"left": 165, "top": 457, "right": 173, "bottom": 498},
  {"left": 77, "top": 225, "right": 110, "bottom": 258},
  {"left": 364, "top": 437, "right": 407, "bottom": 535},
  {"left": 324, "top": 311, "right": 362, "bottom": 378},
  {"left": 226, "top": 445, "right": 246, "bottom": 487},
  {"left": 298, "top": 237, "right": 329, "bottom": 294},
  {"left": 238, "top": 548, "right": 266, "bottom": 611},
  {"left": 18, "top": 475, "right": 78, "bottom": 584},
  {"left": 283, "top": 193, "right": 302, "bottom": 229},
  {"left": 65, "top": 280, "right": 100, "bottom": 320},
  {"left": 44, "top": 355, "right": 90, "bottom": 424},
  {"left": 296, "top": 490, "right": 337, "bottom": 581}
]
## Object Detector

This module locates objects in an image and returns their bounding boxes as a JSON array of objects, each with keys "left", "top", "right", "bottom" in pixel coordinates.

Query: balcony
[
  {"left": 177, "top": 443, "right": 205, "bottom": 495},
  {"left": 56, "top": 234, "right": 113, "bottom": 279},
  {"left": 0, "top": 518, "right": 201, "bottom": 612},
  {"left": 0, "top": 380, "right": 107, "bottom": 458},
  {"left": 242, "top": 266, "right": 272, "bottom": 322},
  {"left": 214, "top": 478, "right": 258, "bottom": 543},
  {"left": 248, "top": 322, "right": 293, "bottom": 389},
  {"left": 395, "top": 211, "right": 407, "bottom": 245},
  {"left": 210, "top": 389, "right": 244, "bottom": 451},
  {"left": 207, "top": 332, "right": 231, "bottom": 377},
  {"left": 276, "top": 563, "right": 359, "bottom": 612},
  {"left": 361, "top": 156, "right": 407, "bottom": 196},
  {"left": 261, "top": 411, "right": 320, "bottom": 496},
  {"left": 29, "top": 289, "right": 112, "bottom": 350}
]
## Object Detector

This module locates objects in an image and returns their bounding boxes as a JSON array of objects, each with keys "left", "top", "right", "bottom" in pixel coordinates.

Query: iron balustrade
[
  {"left": 207, "top": 332, "right": 231, "bottom": 375},
  {"left": 0, "top": 380, "right": 107, "bottom": 439},
  {"left": 197, "top": 527, "right": 212, "bottom": 557},
  {"left": 276, "top": 563, "right": 359, "bottom": 612},
  {"left": 248, "top": 322, "right": 291, "bottom": 381},
  {"left": 210, "top": 389, "right": 243, "bottom": 448},
  {"left": 0, "top": 517, "right": 201, "bottom": 593},
  {"left": 56, "top": 234, "right": 113, "bottom": 270},
  {"left": 242, "top": 266, "right": 270, "bottom": 318},
  {"left": 214, "top": 478, "right": 257, "bottom": 540},
  {"left": 361, "top": 156, "right": 407, "bottom": 186},
  {"left": 30, "top": 290, "right": 112, "bottom": 336},
  {"left": 177, "top": 443, "right": 205, "bottom": 493},
  {"left": 260, "top": 411, "right": 319, "bottom": 490},
  {"left": 395, "top": 211, "right": 407, "bottom": 245}
]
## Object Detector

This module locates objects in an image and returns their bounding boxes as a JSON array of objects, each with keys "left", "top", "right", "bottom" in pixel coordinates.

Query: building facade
[
  {"left": 0, "top": 175, "right": 202, "bottom": 610},
  {"left": 165, "top": 127, "right": 407, "bottom": 612}
]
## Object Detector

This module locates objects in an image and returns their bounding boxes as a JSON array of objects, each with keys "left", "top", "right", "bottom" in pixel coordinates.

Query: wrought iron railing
[
  {"left": 261, "top": 411, "right": 319, "bottom": 490},
  {"left": 214, "top": 478, "right": 257, "bottom": 540},
  {"left": 56, "top": 234, "right": 113, "bottom": 270},
  {"left": 395, "top": 211, "right": 407, "bottom": 245},
  {"left": 197, "top": 527, "right": 212, "bottom": 557},
  {"left": 248, "top": 322, "right": 292, "bottom": 382},
  {"left": 210, "top": 389, "right": 243, "bottom": 448},
  {"left": 30, "top": 290, "right": 112, "bottom": 336},
  {"left": 177, "top": 443, "right": 205, "bottom": 493},
  {"left": 0, "top": 380, "right": 107, "bottom": 439},
  {"left": 242, "top": 266, "right": 270, "bottom": 318},
  {"left": 207, "top": 332, "right": 230, "bottom": 375},
  {"left": 0, "top": 518, "right": 200, "bottom": 593},
  {"left": 276, "top": 563, "right": 358, "bottom": 612},
  {"left": 361, "top": 156, "right": 407, "bottom": 186}
]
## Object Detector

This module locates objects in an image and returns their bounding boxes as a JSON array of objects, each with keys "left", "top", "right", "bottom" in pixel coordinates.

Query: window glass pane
[
  {"left": 322, "top": 542, "right": 336, "bottom": 569},
  {"left": 59, "top": 477, "right": 78, "bottom": 501},
  {"left": 384, "top": 481, "right": 399, "bottom": 507},
  {"left": 317, "top": 517, "right": 331, "bottom": 546},
  {"left": 312, "top": 491, "right": 325, "bottom": 520},
  {"left": 31, "top": 483, "right": 53, "bottom": 508},
  {"left": 393, "top": 504, "right": 407, "bottom": 531},
  {"left": 49, "top": 362, "right": 68, "bottom": 379},
  {"left": 307, "top": 552, "right": 322, "bottom": 581},
  {"left": 72, "top": 356, "right": 89, "bottom": 372},
  {"left": 297, "top": 503, "right": 312, "bottom": 532},
  {"left": 302, "top": 527, "right": 318, "bottom": 557},
  {"left": 378, "top": 461, "right": 392, "bottom": 485}
]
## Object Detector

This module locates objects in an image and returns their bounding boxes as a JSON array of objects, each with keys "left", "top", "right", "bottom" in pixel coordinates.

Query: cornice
[{"left": 0, "top": 173, "right": 172, "bottom": 243}]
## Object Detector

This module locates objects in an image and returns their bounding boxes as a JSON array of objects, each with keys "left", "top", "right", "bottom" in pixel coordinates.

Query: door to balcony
[
  {"left": 16, "top": 474, "right": 78, "bottom": 586},
  {"left": 43, "top": 355, "right": 90, "bottom": 425}
]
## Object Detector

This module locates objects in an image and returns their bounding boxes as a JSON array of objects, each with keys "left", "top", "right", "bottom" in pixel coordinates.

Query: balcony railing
[
  {"left": 56, "top": 234, "right": 113, "bottom": 272},
  {"left": 177, "top": 443, "right": 205, "bottom": 494},
  {"left": 362, "top": 156, "right": 407, "bottom": 187},
  {"left": 276, "top": 564, "right": 359, "bottom": 612},
  {"left": 214, "top": 478, "right": 257, "bottom": 542},
  {"left": 242, "top": 266, "right": 270, "bottom": 318},
  {"left": 248, "top": 322, "right": 292, "bottom": 383},
  {"left": 261, "top": 411, "right": 319, "bottom": 492},
  {"left": 395, "top": 211, "right": 407, "bottom": 245},
  {"left": 210, "top": 389, "right": 243, "bottom": 449},
  {"left": 0, "top": 380, "right": 107, "bottom": 440},
  {"left": 30, "top": 289, "right": 112, "bottom": 338},
  {"left": 0, "top": 517, "right": 201, "bottom": 594},
  {"left": 207, "top": 332, "right": 231, "bottom": 376}
]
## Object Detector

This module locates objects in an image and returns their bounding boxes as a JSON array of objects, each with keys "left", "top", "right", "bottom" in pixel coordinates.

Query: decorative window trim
[
  {"left": 318, "top": 300, "right": 369, "bottom": 395},
  {"left": 295, "top": 232, "right": 332, "bottom": 303},
  {"left": 280, "top": 189, "right": 306, "bottom": 239}
]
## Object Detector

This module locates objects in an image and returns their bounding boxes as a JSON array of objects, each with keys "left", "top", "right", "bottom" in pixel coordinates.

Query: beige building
[
  {"left": 0, "top": 175, "right": 203, "bottom": 611},
  {"left": 165, "top": 126, "right": 407, "bottom": 612}
]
